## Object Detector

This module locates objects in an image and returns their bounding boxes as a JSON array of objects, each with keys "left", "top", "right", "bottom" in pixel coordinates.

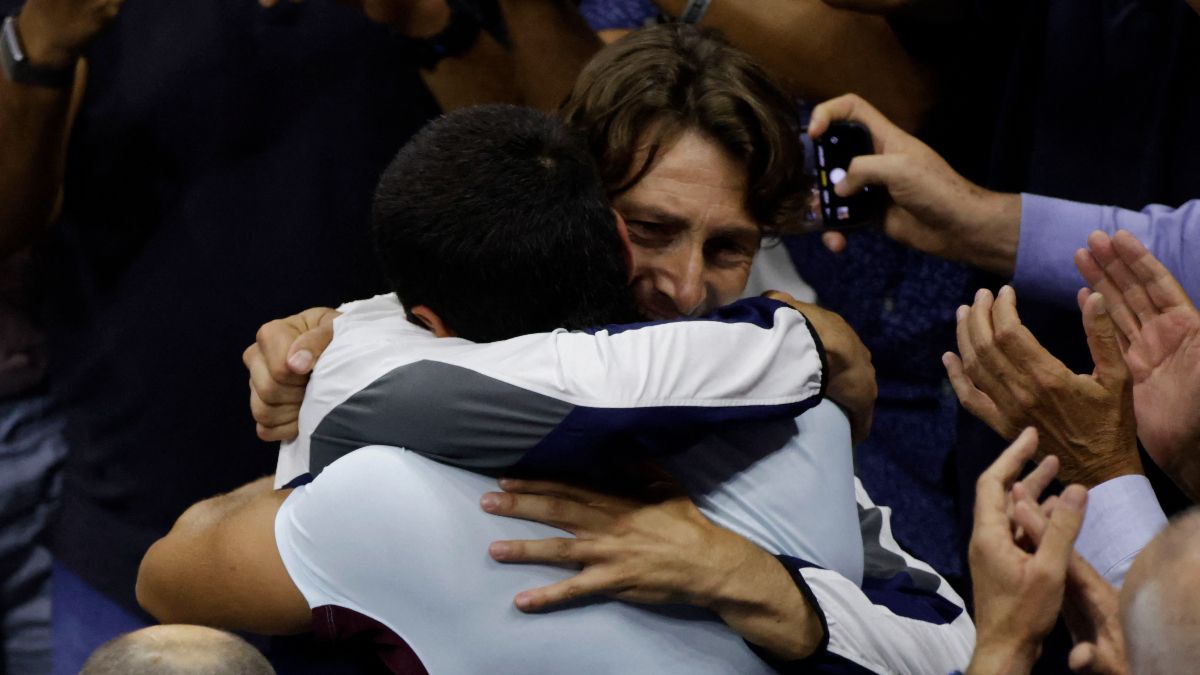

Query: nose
[{"left": 654, "top": 246, "right": 707, "bottom": 317}]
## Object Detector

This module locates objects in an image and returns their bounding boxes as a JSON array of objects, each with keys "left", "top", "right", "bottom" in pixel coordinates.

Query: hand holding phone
[{"left": 813, "top": 121, "right": 887, "bottom": 230}]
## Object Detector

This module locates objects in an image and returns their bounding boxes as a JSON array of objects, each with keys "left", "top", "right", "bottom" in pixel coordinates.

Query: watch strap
[{"left": 1, "top": 15, "right": 75, "bottom": 88}]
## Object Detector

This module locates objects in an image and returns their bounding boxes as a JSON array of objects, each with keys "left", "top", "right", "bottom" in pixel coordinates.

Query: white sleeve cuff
[{"left": 1075, "top": 474, "right": 1167, "bottom": 587}]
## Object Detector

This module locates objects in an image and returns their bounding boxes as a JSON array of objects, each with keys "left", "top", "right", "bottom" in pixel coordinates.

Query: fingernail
[
  {"left": 1061, "top": 485, "right": 1086, "bottom": 511},
  {"left": 956, "top": 306, "right": 968, "bottom": 321},
  {"left": 498, "top": 478, "right": 515, "bottom": 489},
  {"left": 288, "top": 350, "right": 313, "bottom": 373},
  {"left": 480, "top": 493, "right": 501, "bottom": 512},
  {"left": 490, "top": 542, "right": 510, "bottom": 559},
  {"left": 515, "top": 593, "right": 533, "bottom": 610},
  {"left": 975, "top": 288, "right": 989, "bottom": 302}
]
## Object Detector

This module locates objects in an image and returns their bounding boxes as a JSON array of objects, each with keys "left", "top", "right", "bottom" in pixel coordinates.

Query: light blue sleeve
[{"left": 1014, "top": 194, "right": 1200, "bottom": 306}]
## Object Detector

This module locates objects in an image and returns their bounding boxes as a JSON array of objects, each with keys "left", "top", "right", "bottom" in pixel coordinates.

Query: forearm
[
  {"left": 498, "top": 0, "right": 603, "bottom": 111},
  {"left": 0, "top": 53, "right": 77, "bottom": 257},
  {"left": 653, "top": 0, "right": 937, "bottom": 131}
]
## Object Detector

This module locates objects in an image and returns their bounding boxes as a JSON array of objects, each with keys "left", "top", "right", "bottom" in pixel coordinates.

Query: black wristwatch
[
  {"left": 395, "top": 0, "right": 509, "bottom": 71},
  {"left": 0, "top": 15, "right": 75, "bottom": 88}
]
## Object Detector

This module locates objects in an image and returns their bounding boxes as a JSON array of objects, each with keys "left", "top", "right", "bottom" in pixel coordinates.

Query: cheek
[{"left": 709, "top": 267, "right": 751, "bottom": 308}]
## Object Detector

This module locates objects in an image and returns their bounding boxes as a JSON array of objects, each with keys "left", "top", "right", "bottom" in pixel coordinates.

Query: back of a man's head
[
  {"left": 372, "top": 104, "right": 636, "bottom": 343},
  {"left": 80, "top": 625, "right": 275, "bottom": 675},
  {"left": 1120, "top": 507, "right": 1200, "bottom": 675}
]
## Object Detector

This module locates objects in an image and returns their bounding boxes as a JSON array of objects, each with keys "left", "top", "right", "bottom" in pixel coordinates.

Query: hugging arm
[
  {"left": 299, "top": 296, "right": 843, "bottom": 477},
  {"left": 136, "top": 478, "right": 311, "bottom": 635}
]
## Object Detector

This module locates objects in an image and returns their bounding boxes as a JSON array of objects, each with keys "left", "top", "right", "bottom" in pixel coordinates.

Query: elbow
[{"left": 136, "top": 539, "right": 173, "bottom": 622}]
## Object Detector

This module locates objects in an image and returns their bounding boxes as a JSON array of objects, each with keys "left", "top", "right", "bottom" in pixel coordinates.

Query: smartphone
[{"left": 813, "top": 121, "right": 887, "bottom": 230}]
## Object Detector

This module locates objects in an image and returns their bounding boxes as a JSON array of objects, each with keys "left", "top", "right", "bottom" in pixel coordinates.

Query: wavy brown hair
[{"left": 560, "top": 23, "right": 809, "bottom": 236}]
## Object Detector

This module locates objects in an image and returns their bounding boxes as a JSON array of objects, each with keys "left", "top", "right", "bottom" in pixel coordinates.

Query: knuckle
[{"left": 553, "top": 538, "right": 574, "bottom": 561}]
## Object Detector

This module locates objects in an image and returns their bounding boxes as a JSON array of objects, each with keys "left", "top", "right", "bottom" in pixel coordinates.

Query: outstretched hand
[{"left": 1075, "top": 230, "right": 1200, "bottom": 499}]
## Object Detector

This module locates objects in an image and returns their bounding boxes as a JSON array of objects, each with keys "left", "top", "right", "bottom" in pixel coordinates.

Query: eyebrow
[{"left": 623, "top": 204, "right": 761, "bottom": 241}]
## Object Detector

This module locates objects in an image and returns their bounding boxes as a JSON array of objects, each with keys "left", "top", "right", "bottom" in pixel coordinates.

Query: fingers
[
  {"left": 943, "top": 351, "right": 1013, "bottom": 436},
  {"left": 1112, "top": 229, "right": 1195, "bottom": 311},
  {"left": 1018, "top": 454, "right": 1062, "bottom": 503},
  {"left": 508, "top": 567, "right": 614, "bottom": 612},
  {"left": 959, "top": 290, "right": 1024, "bottom": 409},
  {"left": 488, "top": 537, "right": 598, "bottom": 566},
  {"left": 480, "top": 490, "right": 613, "bottom": 533},
  {"left": 1032, "top": 483, "right": 1088, "bottom": 575},
  {"left": 247, "top": 351, "right": 307, "bottom": 406},
  {"left": 1087, "top": 231, "right": 1161, "bottom": 324},
  {"left": 498, "top": 477, "right": 631, "bottom": 506},
  {"left": 287, "top": 307, "right": 340, "bottom": 372},
  {"left": 807, "top": 93, "right": 896, "bottom": 146},
  {"left": 991, "top": 286, "right": 1056, "bottom": 371},
  {"left": 975, "top": 427, "right": 1040, "bottom": 531},
  {"left": 1076, "top": 249, "right": 1142, "bottom": 343},
  {"left": 822, "top": 231, "right": 847, "bottom": 253},
  {"left": 1068, "top": 642, "right": 1098, "bottom": 673},
  {"left": 253, "top": 319, "right": 311, "bottom": 386},
  {"left": 1080, "top": 293, "right": 1130, "bottom": 387},
  {"left": 256, "top": 420, "right": 299, "bottom": 443}
]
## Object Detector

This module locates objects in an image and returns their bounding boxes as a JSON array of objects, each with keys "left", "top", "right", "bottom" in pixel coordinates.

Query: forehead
[{"left": 614, "top": 130, "right": 759, "bottom": 236}]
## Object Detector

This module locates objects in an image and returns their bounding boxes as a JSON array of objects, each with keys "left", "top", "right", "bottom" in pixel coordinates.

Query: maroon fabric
[
  {"left": 0, "top": 253, "right": 46, "bottom": 398},
  {"left": 312, "top": 605, "right": 429, "bottom": 675}
]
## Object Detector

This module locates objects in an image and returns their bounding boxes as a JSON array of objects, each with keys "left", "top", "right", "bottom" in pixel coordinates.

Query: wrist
[
  {"left": 1073, "top": 447, "right": 1143, "bottom": 489},
  {"left": 16, "top": 7, "right": 80, "bottom": 69},
  {"left": 964, "top": 189, "right": 1021, "bottom": 277},
  {"left": 705, "top": 538, "right": 824, "bottom": 660}
]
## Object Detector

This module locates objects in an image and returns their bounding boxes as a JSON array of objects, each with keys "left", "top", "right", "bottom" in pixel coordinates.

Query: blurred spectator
[
  {"left": 0, "top": 0, "right": 441, "bottom": 671},
  {"left": 1121, "top": 509, "right": 1200, "bottom": 675},
  {"left": 80, "top": 625, "right": 274, "bottom": 675}
]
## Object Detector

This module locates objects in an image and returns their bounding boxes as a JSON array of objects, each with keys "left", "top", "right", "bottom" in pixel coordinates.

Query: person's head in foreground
[
  {"left": 80, "top": 625, "right": 274, "bottom": 675},
  {"left": 372, "top": 103, "right": 637, "bottom": 343},
  {"left": 562, "top": 23, "right": 809, "bottom": 320},
  {"left": 1121, "top": 507, "right": 1200, "bottom": 675}
]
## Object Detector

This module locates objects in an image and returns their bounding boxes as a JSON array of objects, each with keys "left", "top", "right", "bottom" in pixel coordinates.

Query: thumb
[
  {"left": 286, "top": 324, "right": 334, "bottom": 375},
  {"left": 833, "top": 154, "right": 902, "bottom": 197},
  {"left": 1081, "top": 293, "right": 1127, "bottom": 386}
]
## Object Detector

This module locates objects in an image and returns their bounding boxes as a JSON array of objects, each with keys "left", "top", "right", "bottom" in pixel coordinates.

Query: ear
[
  {"left": 612, "top": 209, "right": 634, "bottom": 281},
  {"left": 409, "top": 305, "right": 456, "bottom": 338}
]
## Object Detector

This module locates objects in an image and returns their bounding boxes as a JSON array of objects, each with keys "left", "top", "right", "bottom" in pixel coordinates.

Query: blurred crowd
[{"left": 0, "top": 0, "right": 1197, "bottom": 673}]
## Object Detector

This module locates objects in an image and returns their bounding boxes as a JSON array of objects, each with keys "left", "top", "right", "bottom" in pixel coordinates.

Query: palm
[{"left": 1128, "top": 306, "right": 1200, "bottom": 469}]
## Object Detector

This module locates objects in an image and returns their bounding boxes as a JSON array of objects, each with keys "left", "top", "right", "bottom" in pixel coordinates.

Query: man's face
[{"left": 613, "top": 129, "right": 761, "bottom": 320}]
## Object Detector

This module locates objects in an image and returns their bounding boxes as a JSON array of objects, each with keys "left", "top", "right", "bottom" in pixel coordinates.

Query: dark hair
[
  {"left": 561, "top": 23, "right": 808, "bottom": 235},
  {"left": 372, "top": 104, "right": 637, "bottom": 342},
  {"left": 80, "top": 627, "right": 275, "bottom": 675}
]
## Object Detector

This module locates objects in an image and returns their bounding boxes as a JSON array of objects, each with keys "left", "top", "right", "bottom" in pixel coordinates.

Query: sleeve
[
  {"left": 760, "top": 479, "right": 975, "bottom": 674},
  {"left": 1074, "top": 474, "right": 1168, "bottom": 587},
  {"left": 1013, "top": 194, "right": 1200, "bottom": 306},
  {"left": 307, "top": 297, "right": 829, "bottom": 475}
]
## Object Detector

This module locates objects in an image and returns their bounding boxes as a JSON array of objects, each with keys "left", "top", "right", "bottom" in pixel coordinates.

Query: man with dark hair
[{"left": 80, "top": 626, "right": 274, "bottom": 675}]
